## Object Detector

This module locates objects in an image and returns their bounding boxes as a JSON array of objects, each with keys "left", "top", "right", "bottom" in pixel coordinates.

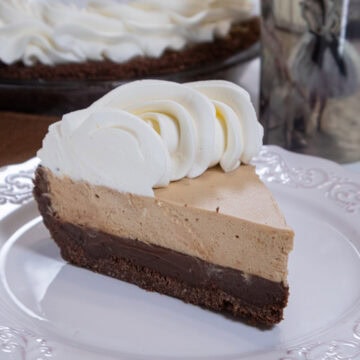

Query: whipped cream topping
[
  {"left": 0, "top": 0, "right": 254, "bottom": 66},
  {"left": 38, "top": 80, "right": 263, "bottom": 196}
]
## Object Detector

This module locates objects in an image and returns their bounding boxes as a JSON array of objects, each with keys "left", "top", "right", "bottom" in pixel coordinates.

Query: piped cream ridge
[
  {"left": 37, "top": 80, "right": 263, "bottom": 197},
  {"left": 0, "top": 0, "right": 254, "bottom": 66}
]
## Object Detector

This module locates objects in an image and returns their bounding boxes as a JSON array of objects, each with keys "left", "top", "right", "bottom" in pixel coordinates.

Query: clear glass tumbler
[{"left": 260, "top": 0, "right": 360, "bottom": 163}]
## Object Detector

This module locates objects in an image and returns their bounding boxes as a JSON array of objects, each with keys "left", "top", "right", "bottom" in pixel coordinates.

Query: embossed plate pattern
[{"left": 0, "top": 146, "right": 359, "bottom": 360}]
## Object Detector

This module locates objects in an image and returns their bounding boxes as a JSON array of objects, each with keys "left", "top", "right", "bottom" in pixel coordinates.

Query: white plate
[{"left": 0, "top": 145, "right": 360, "bottom": 360}]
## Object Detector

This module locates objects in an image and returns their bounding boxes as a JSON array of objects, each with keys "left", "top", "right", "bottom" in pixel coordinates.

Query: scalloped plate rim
[{"left": 0, "top": 145, "right": 360, "bottom": 360}]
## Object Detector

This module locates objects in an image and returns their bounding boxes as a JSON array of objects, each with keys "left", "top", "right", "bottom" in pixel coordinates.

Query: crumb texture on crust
[
  {"left": 33, "top": 165, "right": 289, "bottom": 326},
  {"left": 56, "top": 225, "right": 287, "bottom": 326}
]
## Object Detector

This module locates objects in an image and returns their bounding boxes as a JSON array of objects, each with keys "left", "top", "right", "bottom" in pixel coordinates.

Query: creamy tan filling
[{"left": 44, "top": 165, "right": 294, "bottom": 284}]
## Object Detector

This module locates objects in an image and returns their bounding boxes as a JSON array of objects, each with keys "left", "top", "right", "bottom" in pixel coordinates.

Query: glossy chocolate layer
[
  {"left": 34, "top": 166, "right": 289, "bottom": 325},
  {"left": 62, "top": 220, "right": 288, "bottom": 307}
]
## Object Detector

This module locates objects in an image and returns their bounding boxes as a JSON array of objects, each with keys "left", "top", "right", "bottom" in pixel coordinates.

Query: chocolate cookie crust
[
  {"left": 0, "top": 18, "right": 259, "bottom": 81},
  {"left": 33, "top": 165, "right": 289, "bottom": 326}
]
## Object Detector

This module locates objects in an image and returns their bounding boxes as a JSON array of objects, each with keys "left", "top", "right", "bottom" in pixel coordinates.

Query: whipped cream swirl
[
  {"left": 38, "top": 80, "right": 263, "bottom": 196},
  {"left": 0, "top": 0, "right": 254, "bottom": 66}
]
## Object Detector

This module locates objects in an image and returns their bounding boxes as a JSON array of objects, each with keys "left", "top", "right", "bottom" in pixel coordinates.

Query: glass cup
[{"left": 260, "top": 0, "right": 360, "bottom": 163}]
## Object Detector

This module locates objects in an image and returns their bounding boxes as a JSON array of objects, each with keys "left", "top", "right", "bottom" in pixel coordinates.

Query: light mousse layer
[{"left": 44, "top": 165, "right": 294, "bottom": 284}]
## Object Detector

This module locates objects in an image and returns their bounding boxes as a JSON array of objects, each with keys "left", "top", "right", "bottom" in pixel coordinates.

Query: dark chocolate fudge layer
[
  {"left": 33, "top": 163, "right": 289, "bottom": 327},
  {"left": 0, "top": 18, "right": 259, "bottom": 81}
]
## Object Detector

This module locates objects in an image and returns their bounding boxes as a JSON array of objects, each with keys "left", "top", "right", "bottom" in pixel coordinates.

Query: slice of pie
[{"left": 33, "top": 80, "right": 294, "bottom": 326}]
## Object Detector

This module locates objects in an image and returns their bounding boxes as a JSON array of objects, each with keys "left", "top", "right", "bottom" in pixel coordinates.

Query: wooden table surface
[{"left": 0, "top": 112, "right": 58, "bottom": 167}]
